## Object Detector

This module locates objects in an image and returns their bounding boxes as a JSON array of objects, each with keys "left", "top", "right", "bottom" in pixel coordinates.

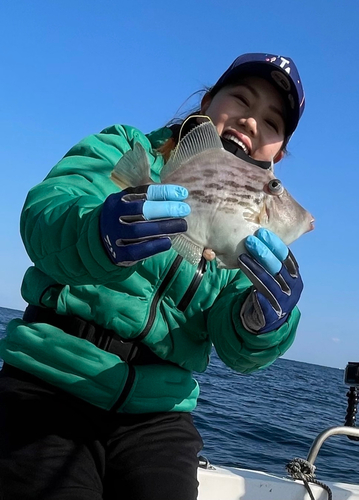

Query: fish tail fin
[
  {"left": 111, "top": 142, "right": 151, "bottom": 189},
  {"left": 171, "top": 234, "right": 203, "bottom": 266},
  {"left": 160, "top": 116, "right": 223, "bottom": 180}
]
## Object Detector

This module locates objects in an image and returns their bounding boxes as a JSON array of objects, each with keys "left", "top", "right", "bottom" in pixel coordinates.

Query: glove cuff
[
  {"left": 240, "top": 289, "right": 266, "bottom": 334},
  {"left": 240, "top": 289, "right": 290, "bottom": 334}
]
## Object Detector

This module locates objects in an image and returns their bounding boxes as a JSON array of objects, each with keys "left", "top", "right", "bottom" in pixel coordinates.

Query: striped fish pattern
[{"left": 111, "top": 121, "right": 314, "bottom": 269}]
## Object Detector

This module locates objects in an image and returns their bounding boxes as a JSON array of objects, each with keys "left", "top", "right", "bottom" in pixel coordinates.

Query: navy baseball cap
[{"left": 210, "top": 53, "right": 305, "bottom": 137}]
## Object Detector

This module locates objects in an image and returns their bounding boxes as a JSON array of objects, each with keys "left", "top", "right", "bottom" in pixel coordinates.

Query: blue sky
[{"left": 1, "top": 0, "right": 359, "bottom": 369}]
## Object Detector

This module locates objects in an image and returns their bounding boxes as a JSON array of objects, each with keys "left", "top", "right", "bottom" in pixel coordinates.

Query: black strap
[
  {"left": 221, "top": 137, "right": 272, "bottom": 169},
  {"left": 23, "top": 305, "right": 166, "bottom": 366}
]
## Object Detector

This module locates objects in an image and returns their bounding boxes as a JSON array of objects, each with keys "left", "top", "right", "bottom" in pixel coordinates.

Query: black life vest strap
[{"left": 23, "top": 305, "right": 166, "bottom": 366}]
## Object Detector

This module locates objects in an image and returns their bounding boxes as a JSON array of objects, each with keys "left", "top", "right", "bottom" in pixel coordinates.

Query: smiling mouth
[{"left": 222, "top": 132, "right": 250, "bottom": 155}]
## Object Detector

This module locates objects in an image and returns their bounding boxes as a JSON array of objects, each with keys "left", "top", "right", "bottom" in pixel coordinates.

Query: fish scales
[{"left": 111, "top": 120, "right": 314, "bottom": 268}]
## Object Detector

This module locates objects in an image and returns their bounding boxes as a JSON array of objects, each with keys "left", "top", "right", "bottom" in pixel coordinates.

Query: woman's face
[{"left": 201, "top": 76, "right": 286, "bottom": 163}]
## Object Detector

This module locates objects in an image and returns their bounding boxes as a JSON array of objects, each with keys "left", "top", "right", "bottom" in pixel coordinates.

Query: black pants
[{"left": 0, "top": 364, "right": 203, "bottom": 500}]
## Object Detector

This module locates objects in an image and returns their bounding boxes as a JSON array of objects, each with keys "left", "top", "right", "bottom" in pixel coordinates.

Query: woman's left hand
[{"left": 237, "top": 229, "right": 303, "bottom": 334}]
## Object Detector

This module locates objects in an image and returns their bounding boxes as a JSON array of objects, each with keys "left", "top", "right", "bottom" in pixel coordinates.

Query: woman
[{"left": 0, "top": 53, "right": 306, "bottom": 500}]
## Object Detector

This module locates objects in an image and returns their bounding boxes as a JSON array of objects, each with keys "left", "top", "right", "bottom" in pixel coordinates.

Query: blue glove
[
  {"left": 237, "top": 228, "right": 303, "bottom": 333},
  {"left": 100, "top": 184, "right": 190, "bottom": 266}
]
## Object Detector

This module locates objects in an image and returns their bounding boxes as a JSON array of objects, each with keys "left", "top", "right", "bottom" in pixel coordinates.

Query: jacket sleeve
[
  {"left": 206, "top": 271, "right": 300, "bottom": 374},
  {"left": 20, "top": 125, "right": 160, "bottom": 286}
]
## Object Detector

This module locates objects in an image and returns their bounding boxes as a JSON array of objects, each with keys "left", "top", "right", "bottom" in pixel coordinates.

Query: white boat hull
[{"left": 198, "top": 465, "right": 359, "bottom": 499}]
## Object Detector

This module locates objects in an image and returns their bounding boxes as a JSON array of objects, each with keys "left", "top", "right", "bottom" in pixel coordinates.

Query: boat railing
[{"left": 307, "top": 425, "right": 359, "bottom": 465}]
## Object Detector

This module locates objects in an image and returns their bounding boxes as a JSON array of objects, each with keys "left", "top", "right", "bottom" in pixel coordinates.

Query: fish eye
[{"left": 267, "top": 179, "right": 284, "bottom": 195}]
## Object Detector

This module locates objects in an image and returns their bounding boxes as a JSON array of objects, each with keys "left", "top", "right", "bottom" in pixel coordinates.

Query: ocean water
[{"left": 1, "top": 306, "right": 358, "bottom": 485}]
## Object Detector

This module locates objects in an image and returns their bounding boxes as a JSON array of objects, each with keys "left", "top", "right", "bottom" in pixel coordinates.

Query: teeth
[{"left": 223, "top": 133, "right": 249, "bottom": 155}]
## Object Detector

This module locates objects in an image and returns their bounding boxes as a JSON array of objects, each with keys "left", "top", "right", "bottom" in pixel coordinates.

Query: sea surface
[{"left": 1, "top": 306, "right": 358, "bottom": 485}]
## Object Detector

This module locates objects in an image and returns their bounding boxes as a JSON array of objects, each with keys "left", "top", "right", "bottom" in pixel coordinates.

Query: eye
[
  {"left": 266, "top": 119, "right": 279, "bottom": 133},
  {"left": 267, "top": 179, "right": 284, "bottom": 195},
  {"left": 234, "top": 94, "right": 249, "bottom": 106}
]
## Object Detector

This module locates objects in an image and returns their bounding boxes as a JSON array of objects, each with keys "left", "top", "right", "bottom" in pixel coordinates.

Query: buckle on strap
[{"left": 22, "top": 305, "right": 158, "bottom": 365}]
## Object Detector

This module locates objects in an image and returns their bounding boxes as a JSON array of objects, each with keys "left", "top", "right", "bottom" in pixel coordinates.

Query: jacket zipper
[
  {"left": 113, "top": 254, "right": 207, "bottom": 411},
  {"left": 135, "top": 254, "right": 183, "bottom": 342},
  {"left": 177, "top": 256, "right": 207, "bottom": 312},
  {"left": 135, "top": 254, "right": 208, "bottom": 343},
  {"left": 112, "top": 254, "right": 183, "bottom": 411}
]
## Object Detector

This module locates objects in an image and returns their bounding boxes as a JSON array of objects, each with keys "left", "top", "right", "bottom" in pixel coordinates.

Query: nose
[{"left": 240, "top": 117, "right": 258, "bottom": 137}]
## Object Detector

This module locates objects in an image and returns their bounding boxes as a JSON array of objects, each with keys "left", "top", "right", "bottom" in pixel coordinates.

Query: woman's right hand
[{"left": 99, "top": 184, "right": 190, "bottom": 266}]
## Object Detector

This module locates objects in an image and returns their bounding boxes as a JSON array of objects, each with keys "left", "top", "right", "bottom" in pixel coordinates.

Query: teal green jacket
[{"left": 0, "top": 124, "right": 300, "bottom": 413}]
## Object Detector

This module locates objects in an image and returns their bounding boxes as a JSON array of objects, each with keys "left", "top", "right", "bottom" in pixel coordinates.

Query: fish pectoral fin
[
  {"left": 111, "top": 142, "right": 151, "bottom": 188},
  {"left": 171, "top": 235, "right": 203, "bottom": 266},
  {"left": 243, "top": 206, "right": 263, "bottom": 224},
  {"left": 244, "top": 204, "right": 268, "bottom": 225},
  {"left": 258, "top": 203, "right": 269, "bottom": 225}
]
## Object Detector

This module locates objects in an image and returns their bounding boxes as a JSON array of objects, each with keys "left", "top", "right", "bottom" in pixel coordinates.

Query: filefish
[{"left": 111, "top": 120, "right": 314, "bottom": 269}]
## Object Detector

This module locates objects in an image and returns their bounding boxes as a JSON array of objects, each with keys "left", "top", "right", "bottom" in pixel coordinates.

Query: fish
[{"left": 110, "top": 119, "right": 314, "bottom": 269}]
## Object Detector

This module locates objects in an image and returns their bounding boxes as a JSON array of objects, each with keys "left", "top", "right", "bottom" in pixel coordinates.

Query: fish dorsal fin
[
  {"left": 160, "top": 117, "right": 223, "bottom": 180},
  {"left": 111, "top": 142, "right": 151, "bottom": 189}
]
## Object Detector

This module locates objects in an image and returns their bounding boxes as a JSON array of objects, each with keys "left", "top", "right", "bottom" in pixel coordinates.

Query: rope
[{"left": 286, "top": 458, "right": 333, "bottom": 500}]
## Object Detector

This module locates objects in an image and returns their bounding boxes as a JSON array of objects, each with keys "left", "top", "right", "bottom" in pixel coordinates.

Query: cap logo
[
  {"left": 271, "top": 70, "right": 291, "bottom": 92},
  {"left": 278, "top": 57, "right": 291, "bottom": 70}
]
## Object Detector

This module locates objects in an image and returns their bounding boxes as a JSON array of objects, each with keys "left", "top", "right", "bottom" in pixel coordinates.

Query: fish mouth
[
  {"left": 222, "top": 130, "right": 251, "bottom": 156},
  {"left": 304, "top": 217, "right": 315, "bottom": 234}
]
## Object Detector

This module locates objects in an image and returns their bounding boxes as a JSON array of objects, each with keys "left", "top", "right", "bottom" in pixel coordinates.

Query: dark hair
[{"left": 156, "top": 89, "right": 207, "bottom": 161}]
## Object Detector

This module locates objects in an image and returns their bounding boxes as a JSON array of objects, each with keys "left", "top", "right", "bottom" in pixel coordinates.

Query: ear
[
  {"left": 273, "top": 150, "right": 285, "bottom": 164},
  {"left": 200, "top": 93, "right": 212, "bottom": 114}
]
